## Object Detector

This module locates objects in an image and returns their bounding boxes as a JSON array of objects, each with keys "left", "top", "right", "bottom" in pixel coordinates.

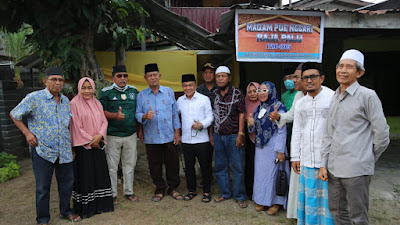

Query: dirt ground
[{"left": 0, "top": 140, "right": 399, "bottom": 225}]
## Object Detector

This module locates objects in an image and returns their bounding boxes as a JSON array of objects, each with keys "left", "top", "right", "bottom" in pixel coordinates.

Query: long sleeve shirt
[
  {"left": 291, "top": 87, "right": 334, "bottom": 168},
  {"left": 320, "top": 82, "right": 390, "bottom": 178},
  {"left": 135, "top": 85, "right": 181, "bottom": 144},
  {"left": 177, "top": 92, "right": 214, "bottom": 144},
  {"left": 276, "top": 91, "right": 305, "bottom": 128},
  {"left": 10, "top": 88, "right": 72, "bottom": 164}
]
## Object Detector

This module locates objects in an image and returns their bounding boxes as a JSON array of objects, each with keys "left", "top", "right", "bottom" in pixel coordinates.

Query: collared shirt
[
  {"left": 98, "top": 84, "right": 138, "bottom": 137},
  {"left": 320, "top": 82, "right": 390, "bottom": 178},
  {"left": 10, "top": 88, "right": 72, "bottom": 164},
  {"left": 196, "top": 83, "right": 218, "bottom": 102},
  {"left": 136, "top": 85, "right": 181, "bottom": 144},
  {"left": 213, "top": 85, "right": 246, "bottom": 135},
  {"left": 276, "top": 91, "right": 305, "bottom": 128},
  {"left": 281, "top": 90, "right": 298, "bottom": 111},
  {"left": 177, "top": 91, "right": 213, "bottom": 144},
  {"left": 291, "top": 87, "right": 334, "bottom": 168}
]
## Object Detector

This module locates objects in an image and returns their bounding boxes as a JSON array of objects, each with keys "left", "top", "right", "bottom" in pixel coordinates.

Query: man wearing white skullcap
[
  {"left": 318, "top": 49, "right": 390, "bottom": 225},
  {"left": 212, "top": 66, "right": 248, "bottom": 208}
]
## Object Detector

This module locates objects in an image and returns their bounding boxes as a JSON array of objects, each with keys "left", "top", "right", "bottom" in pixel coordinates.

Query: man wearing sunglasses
[
  {"left": 291, "top": 62, "right": 335, "bottom": 224},
  {"left": 319, "top": 49, "right": 390, "bottom": 225},
  {"left": 99, "top": 65, "right": 139, "bottom": 203}
]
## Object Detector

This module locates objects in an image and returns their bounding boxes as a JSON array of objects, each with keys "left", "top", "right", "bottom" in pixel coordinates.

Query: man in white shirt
[
  {"left": 291, "top": 62, "right": 335, "bottom": 225},
  {"left": 177, "top": 74, "right": 214, "bottom": 203}
]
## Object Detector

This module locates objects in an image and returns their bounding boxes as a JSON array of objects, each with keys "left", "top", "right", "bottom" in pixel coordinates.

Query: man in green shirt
[{"left": 98, "top": 65, "right": 139, "bottom": 203}]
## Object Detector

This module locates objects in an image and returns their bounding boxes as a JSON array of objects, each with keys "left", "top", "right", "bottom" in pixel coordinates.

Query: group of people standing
[{"left": 10, "top": 49, "right": 390, "bottom": 225}]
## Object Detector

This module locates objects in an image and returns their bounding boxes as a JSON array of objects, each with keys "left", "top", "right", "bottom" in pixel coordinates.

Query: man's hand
[
  {"left": 25, "top": 130, "right": 38, "bottom": 146},
  {"left": 318, "top": 167, "right": 328, "bottom": 181},
  {"left": 90, "top": 134, "right": 103, "bottom": 149},
  {"left": 137, "top": 125, "right": 144, "bottom": 141},
  {"left": 269, "top": 105, "right": 280, "bottom": 122},
  {"left": 247, "top": 113, "right": 255, "bottom": 127},
  {"left": 173, "top": 129, "right": 181, "bottom": 145},
  {"left": 116, "top": 106, "right": 125, "bottom": 121},
  {"left": 145, "top": 106, "right": 154, "bottom": 120},
  {"left": 291, "top": 161, "right": 301, "bottom": 174},
  {"left": 192, "top": 120, "right": 203, "bottom": 130},
  {"left": 235, "top": 134, "right": 244, "bottom": 148}
]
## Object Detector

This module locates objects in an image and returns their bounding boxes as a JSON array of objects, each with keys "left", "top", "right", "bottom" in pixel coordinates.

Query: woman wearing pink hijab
[
  {"left": 244, "top": 82, "right": 260, "bottom": 200},
  {"left": 70, "top": 77, "right": 114, "bottom": 218}
]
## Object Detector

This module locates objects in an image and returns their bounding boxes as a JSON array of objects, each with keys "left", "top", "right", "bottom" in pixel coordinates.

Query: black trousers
[
  {"left": 244, "top": 135, "right": 255, "bottom": 200},
  {"left": 182, "top": 142, "right": 213, "bottom": 193},
  {"left": 146, "top": 142, "right": 181, "bottom": 195}
]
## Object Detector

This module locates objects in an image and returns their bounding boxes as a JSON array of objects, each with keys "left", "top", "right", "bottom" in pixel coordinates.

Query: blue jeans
[
  {"left": 31, "top": 147, "right": 74, "bottom": 224},
  {"left": 213, "top": 134, "right": 246, "bottom": 201}
]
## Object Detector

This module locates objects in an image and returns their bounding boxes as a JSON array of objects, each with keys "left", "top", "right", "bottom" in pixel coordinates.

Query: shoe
[
  {"left": 60, "top": 214, "right": 82, "bottom": 222},
  {"left": 267, "top": 204, "right": 280, "bottom": 216},
  {"left": 170, "top": 190, "right": 183, "bottom": 200},
  {"left": 151, "top": 193, "right": 164, "bottom": 202},
  {"left": 183, "top": 192, "right": 197, "bottom": 201},
  {"left": 125, "top": 194, "right": 139, "bottom": 202},
  {"left": 255, "top": 204, "right": 265, "bottom": 211},
  {"left": 237, "top": 200, "right": 248, "bottom": 208}
]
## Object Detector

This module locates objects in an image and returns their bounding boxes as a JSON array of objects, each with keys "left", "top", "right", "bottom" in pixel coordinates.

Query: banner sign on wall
[{"left": 235, "top": 10, "right": 325, "bottom": 62}]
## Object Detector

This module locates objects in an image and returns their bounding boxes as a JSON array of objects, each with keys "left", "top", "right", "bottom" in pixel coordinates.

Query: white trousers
[{"left": 105, "top": 133, "right": 138, "bottom": 197}]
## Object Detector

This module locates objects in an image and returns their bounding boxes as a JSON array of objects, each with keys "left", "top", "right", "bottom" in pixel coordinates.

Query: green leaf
[{"left": 97, "top": 23, "right": 104, "bottom": 33}]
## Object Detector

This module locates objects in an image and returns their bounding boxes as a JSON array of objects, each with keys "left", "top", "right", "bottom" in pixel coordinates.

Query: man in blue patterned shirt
[
  {"left": 10, "top": 67, "right": 80, "bottom": 224},
  {"left": 135, "top": 63, "right": 182, "bottom": 202}
]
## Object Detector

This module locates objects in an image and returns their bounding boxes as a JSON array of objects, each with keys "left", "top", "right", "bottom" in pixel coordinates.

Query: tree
[
  {"left": 0, "top": 24, "right": 33, "bottom": 87},
  {"left": 0, "top": 0, "right": 150, "bottom": 83}
]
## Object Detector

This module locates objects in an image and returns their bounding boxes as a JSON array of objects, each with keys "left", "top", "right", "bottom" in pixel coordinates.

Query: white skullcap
[
  {"left": 339, "top": 49, "right": 364, "bottom": 66},
  {"left": 215, "top": 66, "right": 231, "bottom": 75}
]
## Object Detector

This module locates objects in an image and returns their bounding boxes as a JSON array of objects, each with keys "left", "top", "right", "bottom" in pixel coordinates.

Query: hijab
[
  {"left": 245, "top": 82, "right": 260, "bottom": 143},
  {"left": 253, "top": 81, "right": 286, "bottom": 148},
  {"left": 70, "top": 77, "right": 108, "bottom": 148}
]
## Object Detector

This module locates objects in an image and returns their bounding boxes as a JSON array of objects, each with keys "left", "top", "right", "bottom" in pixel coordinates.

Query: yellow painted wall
[
  {"left": 96, "top": 50, "right": 241, "bottom": 92},
  {"left": 96, "top": 50, "right": 199, "bottom": 92}
]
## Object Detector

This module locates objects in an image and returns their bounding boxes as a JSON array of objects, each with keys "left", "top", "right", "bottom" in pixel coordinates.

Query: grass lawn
[{"left": 387, "top": 116, "right": 400, "bottom": 136}]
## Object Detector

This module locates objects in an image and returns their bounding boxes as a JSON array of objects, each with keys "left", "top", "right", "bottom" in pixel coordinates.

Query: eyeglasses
[
  {"left": 47, "top": 78, "right": 64, "bottom": 82},
  {"left": 256, "top": 89, "right": 269, "bottom": 93},
  {"left": 115, "top": 74, "right": 128, "bottom": 78},
  {"left": 301, "top": 74, "right": 320, "bottom": 81}
]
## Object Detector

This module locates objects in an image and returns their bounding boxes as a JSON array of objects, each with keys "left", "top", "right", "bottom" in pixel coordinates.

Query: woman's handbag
[{"left": 275, "top": 161, "right": 288, "bottom": 196}]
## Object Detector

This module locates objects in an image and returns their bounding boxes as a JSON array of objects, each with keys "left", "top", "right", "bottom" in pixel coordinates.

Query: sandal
[
  {"left": 214, "top": 196, "right": 230, "bottom": 203},
  {"left": 202, "top": 193, "right": 211, "bottom": 203},
  {"left": 125, "top": 194, "right": 139, "bottom": 202},
  {"left": 151, "top": 193, "right": 164, "bottom": 202},
  {"left": 184, "top": 192, "right": 197, "bottom": 201},
  {"left": 60, "top": 214, "right": 82, "bottom": 222},
  {"left": 113, "top": 197, "right": 118, "bottom": 204},
  {"left": 237, "top": 200, "right": 248, "bottom": 208},
  {"left": 170, "top": 190, "right": 183, "bottom": 200}
]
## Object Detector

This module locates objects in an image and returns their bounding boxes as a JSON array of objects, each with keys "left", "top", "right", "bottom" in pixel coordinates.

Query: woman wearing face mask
[
  {"left": 248, "top": 81, "right": 290, "bottom": 215},
  {"left": 70, "top": 77, "right": 114, "bottom": 219},
  {"left": 244, "top": 82, "right": 260, "bottom": 200}
]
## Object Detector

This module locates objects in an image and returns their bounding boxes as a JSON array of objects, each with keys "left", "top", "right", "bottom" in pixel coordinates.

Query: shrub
[{"left": 0, "top": 152, "right": 20, "bottom": 182}]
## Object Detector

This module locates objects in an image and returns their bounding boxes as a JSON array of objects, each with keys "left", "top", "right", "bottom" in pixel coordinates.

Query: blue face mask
[{"left": 284, "top": 79, "right": 295, "bottom": 90}]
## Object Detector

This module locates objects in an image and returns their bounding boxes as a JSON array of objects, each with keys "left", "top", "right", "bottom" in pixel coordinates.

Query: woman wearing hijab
[
  {"left": 70, "top": 77, "right": 114, "bottom": 218},
  {"left": 248, "top": 81, "right": 290, "bottom": 215},
  {"left": 244, "top": 82, "right": 260, "bottom": 200}
]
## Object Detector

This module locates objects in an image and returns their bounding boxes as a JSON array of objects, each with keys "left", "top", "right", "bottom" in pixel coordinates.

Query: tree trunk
[
  {"left": 115, "top": 44, "right": 126, "bottom": 66},
  {"left": 79, "top": 27, "right": 105, "bottom": 81}
]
